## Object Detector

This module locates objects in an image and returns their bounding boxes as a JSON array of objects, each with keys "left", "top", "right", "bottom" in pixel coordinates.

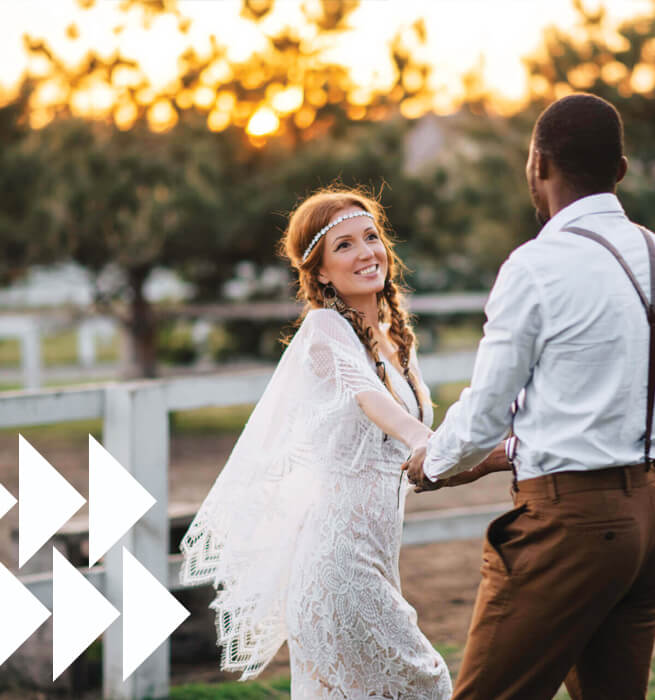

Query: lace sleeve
[{"left": 301, "top": 309, "right": 387, "bottom": 407}]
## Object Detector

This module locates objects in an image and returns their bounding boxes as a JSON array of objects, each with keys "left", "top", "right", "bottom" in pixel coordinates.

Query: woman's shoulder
[
  {"left": 302, "top": 307, "right": 350, "bottom": 331},
  {"left": 299, "top": 308, "right": 362, "bottom": 348}
]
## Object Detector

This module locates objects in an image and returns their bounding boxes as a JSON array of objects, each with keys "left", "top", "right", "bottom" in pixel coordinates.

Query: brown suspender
[{"left": 563, "top": 224, "right": 655, "bottom": 470}]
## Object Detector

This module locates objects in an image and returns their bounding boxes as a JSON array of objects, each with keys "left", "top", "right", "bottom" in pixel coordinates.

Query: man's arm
[
  {"left": 404, "top": 440, "right": 511, "bottom": 492},
  {"left": 421, "top": 256, "right": 544, "bottom": 482}
]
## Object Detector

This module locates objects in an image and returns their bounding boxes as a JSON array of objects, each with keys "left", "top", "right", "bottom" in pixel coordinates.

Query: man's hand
[{"left": 401, "top": 440, "right": 513, "bottom": 494}]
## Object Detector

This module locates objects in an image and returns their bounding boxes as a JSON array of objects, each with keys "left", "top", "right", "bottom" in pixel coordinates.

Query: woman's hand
[{"left": 402, "top": 444, "right": 429, "bottom": 489}]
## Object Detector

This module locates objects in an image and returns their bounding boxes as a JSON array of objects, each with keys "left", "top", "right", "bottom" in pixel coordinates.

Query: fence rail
[
  {"left": 0, "top": 291, "right": 488, "bottom": 389},
  {"left": 0, "top": 348, "right": 493, "bottom": 699}
]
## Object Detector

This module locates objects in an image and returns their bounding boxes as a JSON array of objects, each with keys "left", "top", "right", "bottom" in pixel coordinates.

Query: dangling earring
[{"left": 323, "top": 282, "right": 338, "bottom": 309}]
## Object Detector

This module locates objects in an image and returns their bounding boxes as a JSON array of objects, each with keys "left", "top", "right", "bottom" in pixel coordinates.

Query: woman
[{"left": 180, "top": 187, "right": 453, "bottom": 698}]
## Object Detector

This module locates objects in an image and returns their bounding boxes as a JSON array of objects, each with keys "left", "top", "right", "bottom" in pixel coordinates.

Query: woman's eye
[
  {"left": 368, "top": 233, "right": 379, "bottom": 240},
  {"left": 335, "top": 241, "right": 349, "bottom": 250}
]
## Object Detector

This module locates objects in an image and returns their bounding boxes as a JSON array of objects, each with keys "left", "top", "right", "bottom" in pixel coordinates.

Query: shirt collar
[{"left": 538, "top": 193, "right": 625, "bottom": 238}]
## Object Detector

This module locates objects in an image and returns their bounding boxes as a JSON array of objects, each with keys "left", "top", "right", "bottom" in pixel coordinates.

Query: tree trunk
[{"left": 123, "top": 270, "right": 158, "bottom": 379}]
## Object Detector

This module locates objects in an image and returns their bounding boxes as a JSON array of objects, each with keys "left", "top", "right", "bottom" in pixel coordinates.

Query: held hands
[
  {"left": 401, "top": 444, "right": 439, "bottom": 493},
  {"left": 401, "top": 441, "right": 512, "bottom": 494}
]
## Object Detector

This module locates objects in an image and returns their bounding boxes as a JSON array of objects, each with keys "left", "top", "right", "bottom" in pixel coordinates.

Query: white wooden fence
[
  {"left": 0, "top": 314, "right": 118, "bottom": 388},
  {"left": 0, "top": 292, "right": 489, "bottom": 389},
  {"left": 0, "top": 317, "right": 519, "bottom": 700},
  {"left": 0, "top": 316, "right": 42, "bottom": 389}
]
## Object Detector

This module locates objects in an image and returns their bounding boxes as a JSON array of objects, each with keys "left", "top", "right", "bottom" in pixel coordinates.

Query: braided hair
[{"left": 280, "top": 185, "right": 425, "bottom": 421}]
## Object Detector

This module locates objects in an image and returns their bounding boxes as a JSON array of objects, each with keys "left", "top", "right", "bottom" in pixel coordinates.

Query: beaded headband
[{"left": 301, "top": 211, "right": 375, "bottom": 263}]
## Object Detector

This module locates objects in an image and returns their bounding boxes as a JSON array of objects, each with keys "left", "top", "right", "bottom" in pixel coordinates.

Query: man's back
[{"left": 511, "top": 192, "right": 651, "bottom": 476}]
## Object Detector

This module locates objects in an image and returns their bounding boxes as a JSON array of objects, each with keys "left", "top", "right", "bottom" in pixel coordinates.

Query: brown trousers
[{"left": 453, "top": 463, "right": 655, "bottom": 700}]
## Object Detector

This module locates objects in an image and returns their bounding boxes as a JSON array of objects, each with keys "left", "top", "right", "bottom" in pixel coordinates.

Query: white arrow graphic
[
  {"left": 0, "top": 483, "right": 16, "bottom": 520},
  {"left": 19, "top": 435, "right": 85, "bottom": 568},
  {"left": 122, "top": 547, "right": 190, "bottom": 680},
  {"left": 0, "top": 562, "right": 51, "bottom": 666},
  {"left": 52, "top": 548, "right": 120, "bottom": 680},
  {"left": 88, "top": 435, "right": 156, "bottom": 566}
]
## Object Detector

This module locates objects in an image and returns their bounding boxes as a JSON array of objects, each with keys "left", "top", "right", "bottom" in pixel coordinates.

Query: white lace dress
[{"left": 180, "top": 309, "right": 452, "bottom": 699}]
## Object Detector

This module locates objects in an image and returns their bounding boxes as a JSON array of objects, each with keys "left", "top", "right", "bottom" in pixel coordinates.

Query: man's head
[{"left": 526, "top": 93, "right": 628, "bottom": 227}]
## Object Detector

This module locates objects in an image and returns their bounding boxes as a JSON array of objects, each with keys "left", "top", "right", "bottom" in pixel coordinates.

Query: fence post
[
  {"left": 21, "top": 319, "right": 41, "bottom": 389},
  {"left": 77, "top": 320, "right": 97, "bottom": 368},
  {"left": 102, "top": 382, "right": 170, "bottom": 699}
]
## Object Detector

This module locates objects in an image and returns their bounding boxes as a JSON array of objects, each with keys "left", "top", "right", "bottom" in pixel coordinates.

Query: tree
[
  {"left": 0, "top": 0, "right": 436, "bottom": 376},
  {"left": 0, "top": 88, "right": 62, "bottom": 285},
  {"left": 523, "top": 0, "right": 655, "bottom": 226}
]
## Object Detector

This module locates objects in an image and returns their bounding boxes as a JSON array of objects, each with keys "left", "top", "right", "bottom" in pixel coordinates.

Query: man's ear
[
  {"left": 616, "top": 155, "right": 628, "bottom": 184},
  {"left": 536, "top": 149, "right": 549, "bottom": 180}
]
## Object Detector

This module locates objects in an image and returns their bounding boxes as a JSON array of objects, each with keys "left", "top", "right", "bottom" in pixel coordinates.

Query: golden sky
[{"left": 1, "top": 0, "right": 653, "bottom": 131}]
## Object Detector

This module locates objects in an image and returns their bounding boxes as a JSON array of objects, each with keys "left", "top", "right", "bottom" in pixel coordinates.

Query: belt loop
[
  {"left": 623, "top": 466, "right": 633, "bottom": 496},
  {"left": 547, "top": 474, "right": 560, "bottom": 503}
]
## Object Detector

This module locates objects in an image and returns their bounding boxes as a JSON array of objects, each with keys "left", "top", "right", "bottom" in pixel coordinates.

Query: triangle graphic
[
  {"left": 52, "top": 548, "right": 120, "bottom": 681},
  {"left": 88, "top": 435, "right": 157, "bottom": 566},
  {"left": 0, "top": 483, "right": 17, "bottom": 520},
  {"left": 122, "top": 548, "right": 190, "bottom": 680},
  {"left": 0, "top": 562, "right": 51, "bottom": 666},
  {"left": 19, "top": 435, "right": 86, "bottom": 568}
]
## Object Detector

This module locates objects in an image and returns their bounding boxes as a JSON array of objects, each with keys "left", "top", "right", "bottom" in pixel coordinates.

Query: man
[{"left": 404, "top": 93, "right": 655, "bottom": 699}]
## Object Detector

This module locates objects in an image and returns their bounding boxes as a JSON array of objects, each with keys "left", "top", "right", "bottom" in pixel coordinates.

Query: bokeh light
[{"left": 0, "top": 0, "right": 653, "bottom": 139}]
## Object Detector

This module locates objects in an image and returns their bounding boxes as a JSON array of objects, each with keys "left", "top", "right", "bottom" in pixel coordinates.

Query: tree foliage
[
  {"left": 2, "top": 0, "right": 434, "bottom": 376},
  {"left": 524, "top": 0, "right": 655, "bottom": 225}
]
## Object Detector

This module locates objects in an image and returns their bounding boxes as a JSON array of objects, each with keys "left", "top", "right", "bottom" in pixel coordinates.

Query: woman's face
[{"left": 317, "top": 207, "right": 388, "bottom": 304}]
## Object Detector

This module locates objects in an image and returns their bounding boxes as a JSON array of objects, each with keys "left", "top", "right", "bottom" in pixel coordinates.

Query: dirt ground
[{"left": 0, "top": 429, "right": 513, "bottom": 692}]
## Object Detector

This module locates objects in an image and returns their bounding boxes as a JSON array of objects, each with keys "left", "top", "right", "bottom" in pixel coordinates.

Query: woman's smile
[{"left": 354, "top": 263, "right": 379, "bottom": 277}]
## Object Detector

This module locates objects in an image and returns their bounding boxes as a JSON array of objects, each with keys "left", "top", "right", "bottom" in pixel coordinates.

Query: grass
[
  {"left": 167, "top": 651, "right": 655, "bottom": 699},
  {"left": 169, "top": 677, "right": 290, "bottom": 699},
  {"left": 434, "top": 322, "right": 483, "bottom": 351},
  {"left": 0, "top": 330, "right": 119, "bottom": 368},
  {"left": 0, "top": 416, "right": 103, "bottom": 445},
  {"left": 431, "top": 381, "right": 468, "bottom": 428},
  {"left": 170, "top": 405, "right": 254, "bottom": 436}
]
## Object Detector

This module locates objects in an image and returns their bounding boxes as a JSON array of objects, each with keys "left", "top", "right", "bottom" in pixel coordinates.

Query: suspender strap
[
  {"left": 639, "top": 227, "right": 655, "bottom": 469},
  {"left": 563, "top": 225, "right": 655, "bottom": 469}
]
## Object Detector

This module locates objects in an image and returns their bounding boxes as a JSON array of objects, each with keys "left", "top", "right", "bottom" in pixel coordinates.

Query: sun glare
[
  {"left": 0, "top": 0, "right": 653, "bottom": 136},
  {"left": 247, "top": 106, "right": 280, "bottom": 136},
  {"left": 148, "top": 98, "right": 178, "bottom": 132},
  {"left": 114, "top": 100, "right": 138, "bottom": 130},
  {"left": 271, "top": 86, "right": 304, "bottom": 115},
  {"left": 208, "top": 108, "right": 231, "bottom": 132},
  {"left": 630, "top": 63, "right": 655, "bottom": 94}
]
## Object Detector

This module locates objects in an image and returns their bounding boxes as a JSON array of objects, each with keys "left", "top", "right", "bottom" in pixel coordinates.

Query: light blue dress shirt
[{"left": 425, "top": 193, "right": 653, "bottom": 481}]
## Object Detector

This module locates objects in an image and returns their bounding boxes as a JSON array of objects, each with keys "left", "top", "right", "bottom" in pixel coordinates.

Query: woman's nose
[{"left": 356, "top": 242, "right": 374, "bottom": 258}]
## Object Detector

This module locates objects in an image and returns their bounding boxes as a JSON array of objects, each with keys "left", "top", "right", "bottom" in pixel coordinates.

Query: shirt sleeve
[
  {"left": 424, "top": 256, "right": 544, "bottom": 480},
  {"left": 301, "top": 309, "right": 387, "bottom": 408}
]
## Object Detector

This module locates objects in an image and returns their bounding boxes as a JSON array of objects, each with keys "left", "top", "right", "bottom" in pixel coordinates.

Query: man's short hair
[{"left": 534, "top": 93, "right": 624, "bottom": 194}]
